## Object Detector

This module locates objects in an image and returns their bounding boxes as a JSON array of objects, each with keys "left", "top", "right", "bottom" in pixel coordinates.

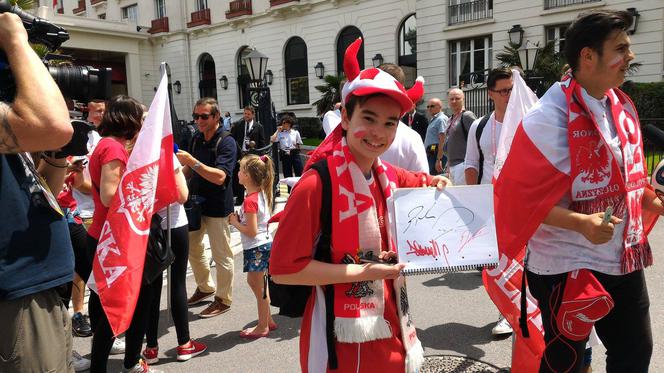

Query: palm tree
[
  {"left": 312, "top": 74, "right": 344, "bottom": 116},
  {"left": 12, "top": 0, "right": 35, "bottom": 9}
]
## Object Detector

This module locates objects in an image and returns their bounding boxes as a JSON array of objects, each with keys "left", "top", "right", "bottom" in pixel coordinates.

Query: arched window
[
  {"left": 237, "top": 46, "right": 252, "bottom": 109},
  {"left": 284, "top": 37, "right": 309, "bottom": 105},
  {"left": 336, "top": 26, "right": 364, "bottom": 76},
  {"left": 398, "top": 14, "right": 417, "bottom": 87},
  {"left": 198, "top": 53, "right": 217, "bottom": 100}
]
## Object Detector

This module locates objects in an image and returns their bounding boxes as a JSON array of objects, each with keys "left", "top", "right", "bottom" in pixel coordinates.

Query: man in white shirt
[
  {"left": 322, "top": 102, "right": 341, "bottom": 137},
  {"left": 464, "top": 67, "right": 514, "bottom": 336},
  {"left": 270, "top": 114, "right": 304, "bottom": 181},
  {"left": 464, "top": 68, "right": 512, "bottom": 186}
]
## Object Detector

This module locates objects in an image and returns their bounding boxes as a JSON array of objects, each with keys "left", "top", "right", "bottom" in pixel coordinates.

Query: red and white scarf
[
  {"left": 561, "top": 72, "right": 652, "bottom": 273},
  {"left": 328, "top": 136, "right": 423, "bottom": 372}
]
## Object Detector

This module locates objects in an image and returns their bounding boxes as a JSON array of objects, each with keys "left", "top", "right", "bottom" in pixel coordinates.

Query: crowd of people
[{"left": 0, "top": 8, "right": 661, "bottom": 373}]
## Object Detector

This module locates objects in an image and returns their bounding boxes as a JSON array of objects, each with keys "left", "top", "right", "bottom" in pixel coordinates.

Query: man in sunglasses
[
  {"left": 176, "top": 97, "right": 238, "bottom": 318},
  {"left": 424, "top": 98, "right": 449, "bottom": 175},
  {"left": 464, "top": 67, "right": 515, "bottom": 337}
]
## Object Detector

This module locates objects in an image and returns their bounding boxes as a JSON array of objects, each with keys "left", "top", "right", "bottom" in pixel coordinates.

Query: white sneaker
[
  {"left": 72, "top": 350, "right": 91, "bottom": 372},
  {"left": 110, "top": 337, "right": 126, "bottom": 354},
  {"left": 123, "top": 359, "right": 164, "bottom": 373},
  {"left": 492, "top": 316, "right": 513, "bottom": 336}
]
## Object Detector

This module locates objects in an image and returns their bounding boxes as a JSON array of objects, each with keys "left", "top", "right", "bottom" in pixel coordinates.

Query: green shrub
[
  {"left": 621, "top": 81, "right": 664, "bottom": 121},
  {"left": 296, "top": 117, "right": 323, "bottom": 139}
]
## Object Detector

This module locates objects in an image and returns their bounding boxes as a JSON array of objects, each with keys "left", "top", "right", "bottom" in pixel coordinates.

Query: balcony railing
[
  {"left": 149, "top": 17, "right": 169, "bottom": 34},
  {"left": 226, "top": 0, "right": 252, "bottom": 19},
  {"left": 90, "top": 0, "right": 106, "bottom": 5},
  {"left": 270, "top": 0, "right": 299, "bottom": 6},
  {"left": 544, "top": 0, "right": 601, "bottom": 9},
  {"left": 448, "top": 0, "right": 493, "bottom": 26},
  {"left": 187, "top": 8, "right": 211, "bottom": 28},
  {"left": 72, "top": 0, "right": 86, "bottom": 14}
]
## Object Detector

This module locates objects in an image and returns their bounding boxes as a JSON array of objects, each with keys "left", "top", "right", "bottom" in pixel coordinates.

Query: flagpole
[{"left": 160, "top": 62, "right": 173, "bottom": 320}]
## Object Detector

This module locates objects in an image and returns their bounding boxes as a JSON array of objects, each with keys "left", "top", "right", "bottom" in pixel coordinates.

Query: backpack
[
  {"left": 266, "top": 158, "right": 339, "bottom": 369},
  {"left": 142, "top": 214, "right": 175, "bottom": 285},
  {"left": 474, "top": 114, "right": 491, "bottom": 184}
]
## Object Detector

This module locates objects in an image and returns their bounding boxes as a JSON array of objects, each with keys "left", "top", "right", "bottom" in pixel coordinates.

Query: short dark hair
[
  {"left": 487, "top": 67, "right": 513, "bottom": 90},
  {"left": 378, "top": 63, "right": 405, "bottom": 85},
  {"left": 243, "top": 106, "right": 255, "bottom": 114},
  {"left": 564, "top": 10, "right": 632, "bottom": 72},
  {"left": 194, "top": 97, "right": 220, "bottom": 116},
  {"left": 280, "top": 114, "right": 295, "bottom": 126},
  {"left": 344, "top": 94, "right": 380, "bottom": 119},
  {"left": 97, "top": 95, "right": 143, "bottom": 140}
]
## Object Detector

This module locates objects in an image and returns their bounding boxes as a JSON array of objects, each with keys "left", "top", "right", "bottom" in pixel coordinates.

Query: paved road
[{"left": 74, "top": 189, "right": 664, "bottom": 372}]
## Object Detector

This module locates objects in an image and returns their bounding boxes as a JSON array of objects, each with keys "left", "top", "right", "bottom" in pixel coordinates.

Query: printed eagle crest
[
  {"left": 577, "top": 141, "right": 610, "bottom": 184},
  {"left": 124, "top": 165, "right": 158, "bottom": 222}
]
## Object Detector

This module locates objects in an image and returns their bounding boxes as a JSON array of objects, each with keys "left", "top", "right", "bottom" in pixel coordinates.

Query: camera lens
[{"left": 48, "top": 65, "right": 112, "bottom": 101}]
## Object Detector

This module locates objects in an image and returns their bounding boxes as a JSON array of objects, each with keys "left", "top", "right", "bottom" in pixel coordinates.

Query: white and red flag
[
  {"left": 481, "top": 69, "right": 544, "bottom": 372},
  {"left": 91, "top": 72, "right": 177, "bottom": 336}
]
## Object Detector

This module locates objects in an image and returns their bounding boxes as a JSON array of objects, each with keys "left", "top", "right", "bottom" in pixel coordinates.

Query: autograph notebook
[{"left": 387, "top": 185, "right": 498, "bottom": 275}]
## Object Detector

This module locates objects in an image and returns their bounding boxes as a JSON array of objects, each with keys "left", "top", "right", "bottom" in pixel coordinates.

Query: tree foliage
[{"left": 312, "top": 74, "right": 344, "bottom": 116}]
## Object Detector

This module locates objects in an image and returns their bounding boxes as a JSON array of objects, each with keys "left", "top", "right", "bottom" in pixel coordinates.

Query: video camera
[{"left": 0, "top": 0, "right": 112, "bottom": 103}]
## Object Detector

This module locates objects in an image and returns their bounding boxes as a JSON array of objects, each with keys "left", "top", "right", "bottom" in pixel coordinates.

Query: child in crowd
[
  {"left": 269, "top": 38, "right": 449, "bottom": 372},
  {"left": 229, "top": 154, "right": 277, "bottom": 339}
]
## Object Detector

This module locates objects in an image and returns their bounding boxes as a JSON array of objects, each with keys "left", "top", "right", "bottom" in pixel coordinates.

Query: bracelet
[
  {"left": 192, "top": 161, "right": 202, "bottom": 171},
  {"left": 41, "top": 154, "right": 68, "bottom": 168}
]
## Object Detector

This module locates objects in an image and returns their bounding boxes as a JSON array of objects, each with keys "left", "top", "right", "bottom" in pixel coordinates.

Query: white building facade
[{"left": 42, "top": 0, "right": 663, "bottom": 120}]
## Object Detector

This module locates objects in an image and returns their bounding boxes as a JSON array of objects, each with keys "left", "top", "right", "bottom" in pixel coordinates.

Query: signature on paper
[{"left": 405, "top": 239, "right": 450, "bottom": 266}]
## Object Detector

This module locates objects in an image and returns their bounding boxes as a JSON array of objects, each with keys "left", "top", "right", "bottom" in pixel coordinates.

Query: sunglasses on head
[
  {"left": 192, "top": 113, "right": 212, "bottom": 120},
  {"left": 489, "top": 87, "right": 513, "bottom": 97}
]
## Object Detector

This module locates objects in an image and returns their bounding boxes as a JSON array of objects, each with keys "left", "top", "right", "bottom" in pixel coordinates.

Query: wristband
[{"left": 192, "top": 161, "right": 202, "bottom": 171}]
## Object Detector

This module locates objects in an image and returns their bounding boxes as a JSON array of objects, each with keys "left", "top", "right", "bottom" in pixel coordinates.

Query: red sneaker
[
  {"left": 176, "top": 340, "right": 207, "bottom": 362},
  {"left": 142, "top": 346, "right": 159, "bottom": 365}
]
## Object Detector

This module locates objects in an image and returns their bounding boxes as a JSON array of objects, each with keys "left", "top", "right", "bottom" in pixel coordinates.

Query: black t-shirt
[
  {"left": 0, "top": 154, "right": 74, "bottom": 301},
  {"left": 190, "top": 127, "right": 238, "bottom": 217}
]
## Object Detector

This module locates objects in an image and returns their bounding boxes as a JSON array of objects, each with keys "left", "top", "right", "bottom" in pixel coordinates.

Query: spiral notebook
[{"left": 387, "top": 185, "right": 498, "bottom": 275}]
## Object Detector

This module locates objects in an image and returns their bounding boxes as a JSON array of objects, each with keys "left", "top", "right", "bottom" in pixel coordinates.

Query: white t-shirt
[
  {"left": 323, "top": 113, "right": 428, "bottom": 173},
  {"left": 464, "top": 113, "right": 502, "bottom": 185},
  {"left": 239, "top": 191, "right": 272, "bottom": 249},
  {"left": 157, "top": 157, "right": 188, "bottom": 230},
  {"left": 381, "top": 121, "right": 429, "bottom": 172},
  {"left": 525, "top": 83, "right": 627, "bottom": 276},
  {"left": 322, "top": 109, "right": 341, "bottom": 137},
  {"left": 72, "top": 130, "right": 101, "bottom": 218},
  {"left": 274, "top": 129, "right": 303, "bottom": 151}
]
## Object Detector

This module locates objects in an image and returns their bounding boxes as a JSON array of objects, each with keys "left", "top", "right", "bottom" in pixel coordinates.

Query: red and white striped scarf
[
  {"left": 561, "top": 72, "right": 652, "bottom": 273},
  {"left": 328, "top": 136, "right": 423, "bottom": 372}
]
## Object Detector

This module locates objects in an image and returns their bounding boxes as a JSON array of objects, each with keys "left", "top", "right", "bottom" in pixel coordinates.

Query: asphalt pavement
[{"left": 73, "top": 186, "right": 664, "bottom": 372}]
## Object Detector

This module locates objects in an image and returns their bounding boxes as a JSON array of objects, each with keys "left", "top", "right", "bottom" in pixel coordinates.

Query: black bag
[
  {"left": 266, "top": 159, "right": 339, "bottom": 368},
  {"left": 142, "top": 215, "right": 175, "bottom": 285},
  {"left": 184, "top": 195, "right": 204, "bottom": 232},
  {"left": 267, "top": 159, "right": 332, "bottom": 317}
]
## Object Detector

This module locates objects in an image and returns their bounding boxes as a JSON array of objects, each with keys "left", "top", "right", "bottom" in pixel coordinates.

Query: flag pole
[{"left": 160, "top": 62, "right": 173, "bottom": 319}]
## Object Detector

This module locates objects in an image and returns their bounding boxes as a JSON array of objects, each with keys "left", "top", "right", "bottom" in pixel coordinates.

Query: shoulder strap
[
  {"left": 460, "top": 110, "right": 469, "bottom": 141},
  {"left": 475, "top": 114, "right": 491, "bottom": 184},
  {"left": 309, "top": 158, "right": 337, "bottom": 370},
  {"left": 213, "top": 131, "right": 233, "bottom": 159}
]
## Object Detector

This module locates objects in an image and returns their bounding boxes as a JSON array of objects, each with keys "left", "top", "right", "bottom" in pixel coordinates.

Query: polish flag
[
  {"left": 91, "top": 72, "right": 177, "bottom": 336},
  {"left": 482, "top": 69, "right": 545, "bottom": 372}
]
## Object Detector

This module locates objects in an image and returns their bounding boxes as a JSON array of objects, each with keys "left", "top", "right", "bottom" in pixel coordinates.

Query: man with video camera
[{"left": 0, "top": 11, "right": 76, "bottom": 373}]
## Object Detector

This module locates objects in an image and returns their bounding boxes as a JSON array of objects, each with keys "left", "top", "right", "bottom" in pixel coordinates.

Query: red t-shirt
[
  {"left": 270, "top": 165, "right": 431, "bottom": 372},
  {"left": 87, "top": 137, "right": 128, "bottom": 239}
]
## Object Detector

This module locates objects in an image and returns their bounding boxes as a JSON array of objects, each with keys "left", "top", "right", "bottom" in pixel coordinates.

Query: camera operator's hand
[
  {"left": 0, "top": 13, "right": 71, "bottom": 155},
  {"left": 0, "top": 13, "right": 28, "bottom": 50}
]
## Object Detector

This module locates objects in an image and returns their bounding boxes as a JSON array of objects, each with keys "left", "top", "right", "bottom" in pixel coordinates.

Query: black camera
[{"left": 0, "top": 0, "right": 112, "bottom": 102}]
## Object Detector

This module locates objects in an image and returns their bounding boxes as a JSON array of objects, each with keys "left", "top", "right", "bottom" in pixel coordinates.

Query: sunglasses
[
  {"left": 489, "top": 87, "right": 513, "bottom": 97},
  {"left": 427, "top": 105, "right": 438, "bottom": 109},
  {"left": 192, "top": 113, "right": 212, "bottom": 120}
]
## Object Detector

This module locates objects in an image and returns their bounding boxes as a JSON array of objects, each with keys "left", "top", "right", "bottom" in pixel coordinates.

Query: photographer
[
  {"left": 270, "top": 114, "right": 303, "bottom": 186},
  {"left": 0, "top": 11, "right": 75, "bottom": 373}
]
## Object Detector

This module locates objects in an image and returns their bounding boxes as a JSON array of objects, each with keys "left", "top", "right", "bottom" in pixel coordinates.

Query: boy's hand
[
  {"left": 580, "top": 212, "right": 622, "bottom": 245},
  {"left": 362, "top": 262, "right": 406, "bottom": 280},
  {"left": 421, "top": 175, "right": 451, "bottom": 190}
]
